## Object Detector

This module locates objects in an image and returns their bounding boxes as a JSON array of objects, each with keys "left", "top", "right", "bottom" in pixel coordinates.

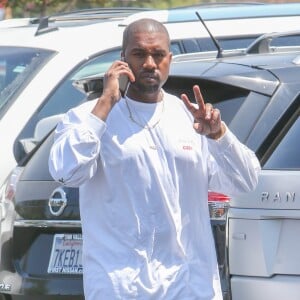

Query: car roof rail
[
  {"left": 171, "top": 48, "right": 246, "bottom": 63},
  {"left": 33, "top": 7, "right": 150, "bottom": 36},
  {"left": 246, "top": 30, "right": 300, "bottom": 54},
  {"left": 34, "top": 7, "right": 151, "bottom": 22}
]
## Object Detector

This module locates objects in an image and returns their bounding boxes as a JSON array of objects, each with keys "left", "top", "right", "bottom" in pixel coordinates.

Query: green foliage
[{"left": 7, "top": 0, "right": 201, "bottom": 18}]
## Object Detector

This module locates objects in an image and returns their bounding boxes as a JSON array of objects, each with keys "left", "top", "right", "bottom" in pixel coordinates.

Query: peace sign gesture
[{"left": 181, "top": 85, "right": 226, "bottom": 140}]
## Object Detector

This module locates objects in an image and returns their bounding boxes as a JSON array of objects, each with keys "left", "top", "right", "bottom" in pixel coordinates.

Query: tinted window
[
  {"left": 271, "top": 35, "right": 300, "bottom": 47},
  {"left": 183, "top": 39, "right": 202, "bottom": 52},
  {"left": 0, "top": 46, "right": 54, "bottom": 119},
  {"left": 214, "top": 97, "right": 245, "bottom": 125},
  {"left": 177, "top": 36, "right": 260, "bottom": 55},
  {"left": 220, "top": 37, "right": 257, "bottom": 49},
  {"left": 164, "top": 77, "right": 249, "bottom": 125},
  {"left": 170, "top": 42, "right": 183, "bottom": 55},
  {"left": 264, "top": 116, "right": 300, "bottom": 169}
]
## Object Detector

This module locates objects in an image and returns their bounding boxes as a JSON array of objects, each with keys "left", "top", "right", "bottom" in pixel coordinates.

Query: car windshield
[{"left": 0, "top": 46, "right": 55, "bottom": 119}]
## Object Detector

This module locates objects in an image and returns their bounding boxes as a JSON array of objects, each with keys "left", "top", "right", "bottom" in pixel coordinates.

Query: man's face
[{"left": 124, "top": 30, "right": 172, "bottom": 96}]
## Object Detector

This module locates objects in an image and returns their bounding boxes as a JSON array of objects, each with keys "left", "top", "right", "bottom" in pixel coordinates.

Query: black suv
[{"left": 1, "top": 32, "right": 300, "bottom": 299}]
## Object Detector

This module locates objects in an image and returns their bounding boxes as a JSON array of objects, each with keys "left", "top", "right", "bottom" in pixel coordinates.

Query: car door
[{"left": 227, "top": 100, "right": 300, "bottom": 300}]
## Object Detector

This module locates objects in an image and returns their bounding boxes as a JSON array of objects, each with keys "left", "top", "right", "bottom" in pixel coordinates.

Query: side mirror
[{"left": 19, "top": 114, "right": 63, "bottom": 155}]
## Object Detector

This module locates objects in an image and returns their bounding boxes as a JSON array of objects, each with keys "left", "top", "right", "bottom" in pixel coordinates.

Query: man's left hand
[{"left": 181, "top": 85, "right": 226, "bottom": 139}]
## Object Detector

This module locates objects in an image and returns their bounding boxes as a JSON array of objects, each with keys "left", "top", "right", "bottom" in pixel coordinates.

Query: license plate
[{"left": 48, "top": 233, "right": 83, "bottom": 274}]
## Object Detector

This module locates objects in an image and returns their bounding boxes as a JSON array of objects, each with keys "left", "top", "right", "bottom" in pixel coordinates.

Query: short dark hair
[{"left": 122, "top": 18, "right": 170, "bottom": 53}]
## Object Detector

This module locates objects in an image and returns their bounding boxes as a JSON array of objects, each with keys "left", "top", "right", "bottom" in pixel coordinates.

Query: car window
[
  {"left": 214, "top": 97, "right": 246, "bottom": 125},
  {"left": 164, "top": 76, "right": 250, "bottom": 125},
  {"left": 263, "top": 115, "right": 300, "bottom": 170},
  {"left": 170, "top": 42, "right": 182, "bottom": 55},
  {"left": 0, "top": 46, "right": 55, "bottom": 119},
  {"left": 13, "top": 49, "right": 122, "bottom": 163},
  {"left": 181, "top": 36, "right": 259, "bottom": 53},
  {"left": 220, "top": 36, "right": 257, "bottom": 50},
  {"left": 270, "top": 35, "right": 300, "bottom": 47},
  {"left": 71, "top": 50, "right": 121, "bottom": 80}
]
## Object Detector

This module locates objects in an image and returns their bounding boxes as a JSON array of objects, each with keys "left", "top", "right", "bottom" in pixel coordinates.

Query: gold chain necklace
[{"left": 124, "top": 93, "right": 164, "bottom": 130}]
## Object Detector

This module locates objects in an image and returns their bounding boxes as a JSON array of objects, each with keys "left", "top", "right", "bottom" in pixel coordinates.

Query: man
[{"left": 49, "top": 18, "right": 260, "bottom": 300}]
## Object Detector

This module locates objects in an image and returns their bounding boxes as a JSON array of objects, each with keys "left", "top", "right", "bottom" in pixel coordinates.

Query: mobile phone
[
  {"left": 119, "top": 56, "right": 130, "bottom": 96},
  {"left": 118, "top": 74, "right": 129, "bottom": 96}
]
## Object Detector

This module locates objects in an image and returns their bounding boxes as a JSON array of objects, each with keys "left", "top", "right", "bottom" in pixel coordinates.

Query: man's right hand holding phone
[{"left": 91, "top": 60, "right": 135, "bottom": 121}]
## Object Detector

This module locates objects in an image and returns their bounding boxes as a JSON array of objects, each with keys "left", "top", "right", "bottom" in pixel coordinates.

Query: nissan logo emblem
[{"left": 49, "top": 187, "right": 67, "bottom": 216}]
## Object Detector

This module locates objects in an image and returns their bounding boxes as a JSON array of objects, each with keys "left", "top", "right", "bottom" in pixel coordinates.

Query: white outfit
[{"left": 49, "top": 91, "right": 260, "bottom": 300}]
